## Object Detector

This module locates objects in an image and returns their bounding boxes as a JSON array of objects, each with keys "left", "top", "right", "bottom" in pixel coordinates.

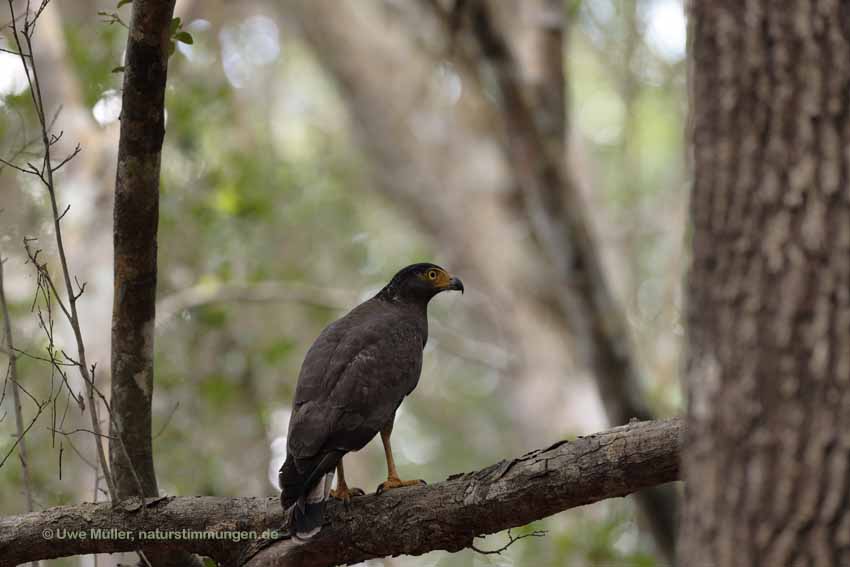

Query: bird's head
[{"left": 377, "top": 263, "right": 464, "bottom": 304}]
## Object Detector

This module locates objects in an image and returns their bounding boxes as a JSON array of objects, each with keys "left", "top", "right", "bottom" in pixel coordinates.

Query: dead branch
[
  {"left": 470, "top": 528, "right": 548, "bottom": 555},
  {"left": 0, "top": 418, "right": 683, "bottom": 567}
]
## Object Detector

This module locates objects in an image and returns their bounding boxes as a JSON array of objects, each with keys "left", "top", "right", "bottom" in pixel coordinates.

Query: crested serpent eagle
[{"left": 279, "top": 263, "right": 464, "bottom": 537}]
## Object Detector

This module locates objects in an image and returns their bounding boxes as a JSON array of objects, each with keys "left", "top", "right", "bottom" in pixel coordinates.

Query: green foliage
[
  {"left": 167, "top": 17, "right": 193, "bottom": 57},
  {"left": 175, "top": 31, "right": 193, "bottom": 45}
]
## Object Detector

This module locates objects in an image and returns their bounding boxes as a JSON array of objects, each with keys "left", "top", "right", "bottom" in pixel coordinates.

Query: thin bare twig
[
  {"left": 51, "top": 143, "right": 81, "bottom": 173},
  {"left": 153, "top": 402, "right": 180, "bottom": 440},
  {"left": 60, "top": 430, "right": 99, "bottom": 470},
  {"left": 0, "top": 45, "right": 28, "bottom": 56},
  {"left": 0, "top": 155, "right": 36, "bottom": 175},
  {"left": 48, "top": 426, "right": 117, "bottom": 440},
  {"left": 6, "top": 0, "right": 117, "bottom": 502},
  {"left": 96, "top": 10, "right": 128, "bottom": 29},
  {"left": 0, "top": 396, "right": 45, "bottom": 469},
  {"left": 0, "top": 255, "right": 36, "bottom": 509},
  {"left": 5, "top": 367, "right": 41, "bottom": 407},
  {"left": 471, "top": 528, "right": 548, "bottom": 555}
]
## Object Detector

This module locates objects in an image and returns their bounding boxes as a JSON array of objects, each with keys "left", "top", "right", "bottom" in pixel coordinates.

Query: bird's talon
[
  {"left": 376, "top": 477, "right": 427, "bottom": 495},
  {"left": 330, "top": 485, "right": 364, "bottom": 504}
]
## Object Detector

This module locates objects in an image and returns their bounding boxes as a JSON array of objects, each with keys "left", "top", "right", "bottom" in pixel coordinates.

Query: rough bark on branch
[{"left": 0, "top": 418, "right": 682, "bottom": 567}]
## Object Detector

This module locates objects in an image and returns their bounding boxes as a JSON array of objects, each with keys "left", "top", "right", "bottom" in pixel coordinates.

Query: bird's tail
[
  {"left": 279, "top": 452, "right": 341, "bottom": 540},
  {"left": 290, "top": 471, "right": 334, "bottom": 539}
]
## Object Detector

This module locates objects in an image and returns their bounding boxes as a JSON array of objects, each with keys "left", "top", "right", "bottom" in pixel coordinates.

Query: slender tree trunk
[
  {"left": 110, "top": 2, "right": 200, "bottom": 566},
  {"left": 682, "top": 2, "right": 850, "bottom": 565},
  {"left": 111, "top": 0, "right": 172, "bottom": 503}
]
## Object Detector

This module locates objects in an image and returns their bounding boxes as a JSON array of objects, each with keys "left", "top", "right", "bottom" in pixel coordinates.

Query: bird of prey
[{"left": 279, "top": 263, "right": 464, "bottom": 538}]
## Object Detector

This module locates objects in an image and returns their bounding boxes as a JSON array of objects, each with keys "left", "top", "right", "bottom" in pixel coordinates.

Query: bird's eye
[{"left": 427, "top": 270, "right": 438, "bottom": 280}]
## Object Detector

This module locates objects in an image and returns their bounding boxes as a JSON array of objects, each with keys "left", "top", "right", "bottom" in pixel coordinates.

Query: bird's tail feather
[
  {"left": 279, "top": 451, "right": 343, "bottom": 509},
  {"left": 291, "top": 470, "right": 334, "bottom": 540},
  {"left": 279, "top": 451, "right": 343, "bottom": 539}
]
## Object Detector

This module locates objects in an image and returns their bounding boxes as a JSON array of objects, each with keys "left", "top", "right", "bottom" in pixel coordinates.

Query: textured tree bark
[
  {"left": 0, "top": 418, "right": 682, "bottom": 567},
  {"left": 110, "top": 2, "right": 200, "bottom": 567},
  {"left": 682, "top": 2, "right": 850, "bottom": 565},
  {"left": 111, "top": 0, "right": 173, "bottom": 501}
]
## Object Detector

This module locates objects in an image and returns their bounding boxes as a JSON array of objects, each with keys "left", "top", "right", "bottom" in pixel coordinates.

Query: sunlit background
[{"left": 1, "top": 1, "right": 687, "bottom": 565}]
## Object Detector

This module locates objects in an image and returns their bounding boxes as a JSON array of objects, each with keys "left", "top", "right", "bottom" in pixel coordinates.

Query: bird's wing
[{"left": 286, "top": 304, "right": 424, "bottom": 460}]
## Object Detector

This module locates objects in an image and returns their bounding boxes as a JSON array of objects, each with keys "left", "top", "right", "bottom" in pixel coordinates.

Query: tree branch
[{"left": 0, "top": 418, "right": 683, "bottom": 567}]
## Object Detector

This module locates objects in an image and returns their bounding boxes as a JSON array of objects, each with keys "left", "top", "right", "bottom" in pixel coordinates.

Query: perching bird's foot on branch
[
  {"left": 330, "top": 485, "right": 365, "bottom": 504},
  {"left": 376, "top": 476, "right": 427, "bottom": 495},
  {"left": 375, "top": 423, "right": 426, "bottom": 494},
  {"left": 330, "top": 461, "right": 365, "bottom": 504}
]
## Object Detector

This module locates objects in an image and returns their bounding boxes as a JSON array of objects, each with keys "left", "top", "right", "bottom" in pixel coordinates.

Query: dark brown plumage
[{"left": 279, "top": 263, "right": 463, "bottom": 537}]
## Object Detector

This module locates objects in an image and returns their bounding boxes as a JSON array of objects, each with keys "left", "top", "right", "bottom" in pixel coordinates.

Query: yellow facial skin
[{"left": 420, "top": 268, "right": 464, "bottom": 293}]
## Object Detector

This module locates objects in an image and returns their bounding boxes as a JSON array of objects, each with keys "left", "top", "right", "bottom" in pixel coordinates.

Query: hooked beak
[{"left": 447, "top": 276, "right": 464, "bottom": 294}]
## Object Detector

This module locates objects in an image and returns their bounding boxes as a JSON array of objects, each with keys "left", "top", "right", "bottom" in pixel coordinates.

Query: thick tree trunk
[{"left": 682, "top": 2, "right": 850, "bottom": 565}]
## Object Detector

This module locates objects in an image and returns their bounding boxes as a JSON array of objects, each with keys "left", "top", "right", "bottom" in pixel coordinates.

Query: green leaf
[
  {"left": 168, "top": 40, "right": 176, "bottom": 57},
  {"left": 174, "top": 31, "right": 193, "bottom": 45},
  {"left": 111, "top": 66, "right": 125, "bottom": 73},
  {"left": 117, "top": 0, "right": 131, "bottom": 8},
  {"left": 170, "top": 17, "right": 182, "bottom": 35}
]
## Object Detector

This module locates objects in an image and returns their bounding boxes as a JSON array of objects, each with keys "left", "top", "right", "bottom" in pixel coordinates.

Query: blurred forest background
[{"left": 0, "top": 1, "right": 686, "bottom": 565}]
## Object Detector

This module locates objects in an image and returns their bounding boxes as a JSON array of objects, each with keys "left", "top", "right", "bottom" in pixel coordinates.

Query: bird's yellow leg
[
  {"left": 330, "top": 458, "right": 364, "bottom": 503},
  {"left": 376, "top": 425, "right": 426, "bottom": 494}
]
